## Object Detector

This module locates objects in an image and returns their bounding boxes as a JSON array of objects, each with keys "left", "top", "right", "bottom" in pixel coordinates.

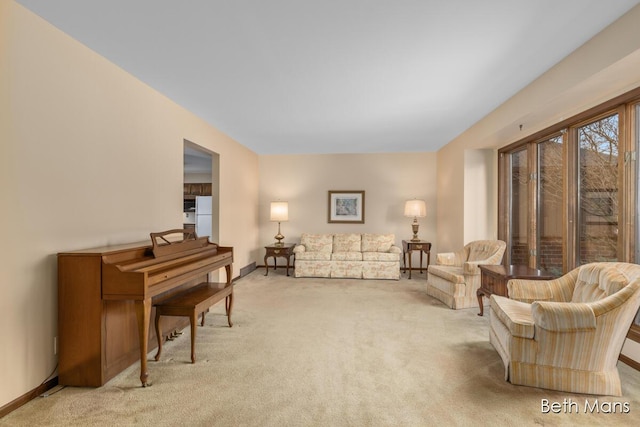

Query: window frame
[{"left": 498, "top": 87, "right": 640, "bottom": 344}]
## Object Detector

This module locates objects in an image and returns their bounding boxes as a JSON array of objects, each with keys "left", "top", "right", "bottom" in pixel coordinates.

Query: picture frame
[{"left": 328, "top": 191, "right": 365, "bottom": 224}]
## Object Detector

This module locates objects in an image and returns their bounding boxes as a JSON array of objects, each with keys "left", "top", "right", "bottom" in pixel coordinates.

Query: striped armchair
[
  {"left": 426, "top": 240, "right": 506, "bottom": 309},
  {"left": 489, "top": 262, "right": 640, "bottom": 396}
]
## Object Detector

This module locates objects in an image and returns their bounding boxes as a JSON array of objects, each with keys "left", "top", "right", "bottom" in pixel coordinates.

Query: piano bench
[{"left": 153, "top": 282, "right": 234, "bottom": 363}]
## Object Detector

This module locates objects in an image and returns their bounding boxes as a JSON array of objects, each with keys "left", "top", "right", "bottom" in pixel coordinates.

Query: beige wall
[
  {"left": 437, "top": 4, "right": 640, "bottom": 253},
  {"left": 463, "top": 149, "right": 498, "bottom": 243},
  {"left": 4, "top": 0, "right": 640, "bottom": 410},
  {"left": 1, "top": 1, "right": 259, "bottom": 407},
  {"left": 258, "top": 153, "right": 438, "bottom": 261},
  {"left": 436, "top": 5, "right": 640, "bottom": 362}
]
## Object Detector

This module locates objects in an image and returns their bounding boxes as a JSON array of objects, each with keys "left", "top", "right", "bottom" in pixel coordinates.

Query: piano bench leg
[
  {"left": 153, "top": 282, "right": 234, "bottom": 364},
  {"left": 200, "top": 308, "right": 209, "bottom": 327},
  {"left": 226, "top": 294, "right": 234, "bottom": 327},
  {"left": 190, "top": 312, "right": 197, "bottom": 363}
]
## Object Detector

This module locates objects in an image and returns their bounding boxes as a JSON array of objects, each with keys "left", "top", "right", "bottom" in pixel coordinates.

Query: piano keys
[{"left": 57, "top": 230, "right": 233, "bottom": 387}]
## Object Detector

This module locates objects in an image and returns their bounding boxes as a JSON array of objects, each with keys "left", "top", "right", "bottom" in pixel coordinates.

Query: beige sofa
[
  {"left": 293, "top": 233, "right": 401, "bottom": 280},
  {"left": 426, "top": 240, "right": 506, "bottom": 309},
  {"left": 490, "top": 262, "right": 640, "bottom": 396}
]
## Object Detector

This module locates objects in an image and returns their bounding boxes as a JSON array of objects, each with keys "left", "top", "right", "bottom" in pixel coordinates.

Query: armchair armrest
[
  {"left": 389, "top": 245, "right": 402, "bottom": 254},
  {"left": 293, "top": 244, "right": 306, "bottom": 254},
  {"left": 464, "top": 259, "right": 501, "bottom": 276},
  {"left": 463, "top": 262, "right": 481, "bottom": 276},
  {"left": 507, "top": 279, "right": 554, "bottom": 303},
  {"left": 531, "top": 301, "right": 596, "bottom": 332},
  {"left": 589, "top": 280, "right": 640, "bottom": 316},
  {"left": 508, "top": 268, "right": 579, "bottom": 303}
]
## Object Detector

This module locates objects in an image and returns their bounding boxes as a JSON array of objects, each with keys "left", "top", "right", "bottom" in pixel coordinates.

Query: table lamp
[
  {"left": 404, "top": 199, "right": 426, "bottom": 241},
  {"left": 270, "top": 201, "right": 289, "bottom": 245}
]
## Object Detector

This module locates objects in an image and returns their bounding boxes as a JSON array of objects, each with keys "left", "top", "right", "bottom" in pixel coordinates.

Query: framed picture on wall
[{"left": 328, "top": 191, "right": 365, "bottom": 224}]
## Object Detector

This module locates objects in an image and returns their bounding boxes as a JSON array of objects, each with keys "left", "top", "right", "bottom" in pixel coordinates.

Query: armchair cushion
[
  {"left": 436, "top": 252, "right": 456, "bottom": 266},
  {"left": 571, "top": 265, "right": 628, "bottom": 303},
  {"left": 428, "top": 265, "right": 465, "bottom": 284},
  {"left": 468, "top": 243, "right": 500, "bottom": 262},
  {"left": 490, "top": 295, "right": 535, "bottom": 339}
]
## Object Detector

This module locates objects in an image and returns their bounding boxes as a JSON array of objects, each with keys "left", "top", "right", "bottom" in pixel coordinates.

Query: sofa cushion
[
  {"left": 295, "top": 260, "right": 331, "bottom": 278},
  {"left": 331, "top": 252, "right": 363, "bottom": 261},
  {"left": 428, "top": 265, "right": 465, "bottom": 284},
  {"left": 361, "top": 233, "right": 395, "bottom": 252},
  {"left": 333, "top": 233, "right": 361, "bottom": 253},
  {"left": 300, "top": 233, "right": 333, "bottom": 253},
  {"left": 296, "top": 252, "right": 331, "bottom": 261},
  {"left": 362, "top": 252, "right": 399, "bottom": 262},
  {"left": 331, "top": 261, "right": 363, "bottom": 278},
  {"left": 363, "top": 261, "right": 400, "bottom": 280}
]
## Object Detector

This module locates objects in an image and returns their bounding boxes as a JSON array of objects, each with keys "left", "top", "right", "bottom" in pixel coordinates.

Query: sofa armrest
[
  {"left": 531, "top": 301, "right": 596, "bottom": 332},
  {"left": 436, "top": 252, "right": 455, "bottom": 266},
  {"left": 293, "top": 244, "right": 306, "bottom": 254},
  {"left": 389, "top": 245, "right": 402, "bottom": 254}
]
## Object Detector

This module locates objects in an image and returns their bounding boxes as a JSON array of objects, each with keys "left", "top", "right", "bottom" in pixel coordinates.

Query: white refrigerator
[{"left": 195, "top": 196, "right": 212, "bottom": 239}]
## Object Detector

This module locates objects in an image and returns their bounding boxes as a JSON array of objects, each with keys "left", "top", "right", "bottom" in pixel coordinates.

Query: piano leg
[
  {"left": 135, "top": 298, "right": 152, "bottom": 387},
  {"left": 225, "top": 264, "right": 232, "bottom": 286},
  {"left": 225, "top": 264, "right": 234, "bottom": 327}
]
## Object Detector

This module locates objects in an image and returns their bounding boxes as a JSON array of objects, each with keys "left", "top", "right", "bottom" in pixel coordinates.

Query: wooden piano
[{"left": 58, "top": 229, "right": 233, "bottom": 387}]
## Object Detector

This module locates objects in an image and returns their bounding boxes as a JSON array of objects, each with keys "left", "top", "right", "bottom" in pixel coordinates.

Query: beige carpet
[{"left": 2, "top": 270, "right": 640, "bottom": 426}]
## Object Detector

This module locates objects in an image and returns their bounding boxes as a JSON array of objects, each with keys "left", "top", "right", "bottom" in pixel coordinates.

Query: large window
[
  {"left": 577, "top": 114, "right": 619, "bottom": 264},
  {"left": 537, "top": 135, "right": 564, "bottom": 276},
  {"left": 498, "top": 89, "right": 640, "bottom": 345},
  {"left": 510, "top": 149, "right": 529, "bottom": 266}
]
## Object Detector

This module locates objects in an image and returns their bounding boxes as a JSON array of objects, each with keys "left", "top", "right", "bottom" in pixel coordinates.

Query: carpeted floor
[{"left": 2, "top": 270, "right": 640, "bottom": 426}]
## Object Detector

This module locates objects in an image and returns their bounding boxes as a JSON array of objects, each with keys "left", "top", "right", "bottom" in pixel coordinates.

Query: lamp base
[
  {"left": 410, "top": 220, "right": 420, "bottom": 241},
  {"left": 274, "top": 222, "right": 284, "bottom": 246}
]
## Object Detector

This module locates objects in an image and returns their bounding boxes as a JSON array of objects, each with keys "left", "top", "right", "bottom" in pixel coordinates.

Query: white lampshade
[
  {"left": 404, "top": 199, "right": 426, "bottom": 218},
  {"left": 270, "top": 201, "right": 289, "bottom": 222}
]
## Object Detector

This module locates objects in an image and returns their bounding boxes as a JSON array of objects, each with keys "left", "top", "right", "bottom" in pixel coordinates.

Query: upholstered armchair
[
  {"left": 490, "top": 262, "right": 640, "bottom": 396},
  {"left": 426, "top": 240, "right": 506, "bottom": 309}
]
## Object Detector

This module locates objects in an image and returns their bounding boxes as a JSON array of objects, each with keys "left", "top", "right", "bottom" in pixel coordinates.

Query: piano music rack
[{"left": 150, "top": 229, "right": 211, "bottom": 258}]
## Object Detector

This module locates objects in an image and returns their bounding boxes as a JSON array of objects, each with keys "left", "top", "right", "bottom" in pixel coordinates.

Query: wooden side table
[
  {"left": 264, "top": 243, "right": 296, "bottom": 276},
  {"left": 477, "top": 265, "right": 554, "bottom": 316},
  {"left": 402, "top": 240, "right": 432, "bottom": 279}
]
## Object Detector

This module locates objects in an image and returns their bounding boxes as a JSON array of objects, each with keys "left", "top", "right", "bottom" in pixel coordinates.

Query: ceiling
[
  {"left": 16, "top": 0, "right": 640, "bottom": 155},
  {"left": 184, "top": 146, "right": 212, "bottom": 174}
]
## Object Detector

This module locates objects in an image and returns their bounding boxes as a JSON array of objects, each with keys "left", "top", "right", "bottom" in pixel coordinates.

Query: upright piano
[{"left": 58, "top": 230, "right": 233, "bottom": 387}]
